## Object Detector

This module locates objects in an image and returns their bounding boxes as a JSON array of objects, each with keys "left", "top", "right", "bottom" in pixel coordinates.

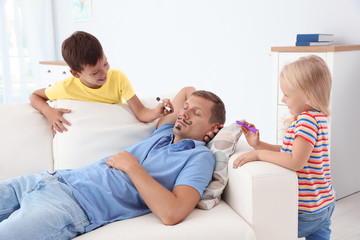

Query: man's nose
[{"left": 182, "top": 109, "right": 192, "bottom": 119}]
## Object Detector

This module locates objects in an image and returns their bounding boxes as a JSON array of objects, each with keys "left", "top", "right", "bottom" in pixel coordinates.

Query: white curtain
[{"left": 0, "top": 0, "right": 56, "bottom": 104}]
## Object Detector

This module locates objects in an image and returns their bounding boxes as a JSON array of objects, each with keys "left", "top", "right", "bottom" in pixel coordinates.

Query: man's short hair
[
  {"left": 61, "top": 31, "right": 103, "bottom": 73},
  {"left": 191, "top": 90, "right": 226, "bottom": 125}
]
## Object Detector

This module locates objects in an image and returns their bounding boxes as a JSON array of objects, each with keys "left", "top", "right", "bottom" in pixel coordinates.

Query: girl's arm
[
  {"left": 233, "top": 136, "right": 313, "bottom": 171},
  {"left": 239, "top": 122, "right": 281, "bottom": 152}
]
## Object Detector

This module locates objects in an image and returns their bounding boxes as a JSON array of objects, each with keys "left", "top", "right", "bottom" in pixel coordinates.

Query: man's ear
[
  {"left": 70, "top": 69, "right": 80, "bottom": 78},
  {"left": 211, "top": 123, "right": 221, "bottom": 131}
]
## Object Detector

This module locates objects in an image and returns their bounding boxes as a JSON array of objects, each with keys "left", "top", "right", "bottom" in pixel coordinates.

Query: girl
[{"left": 233, "top": 55, "right": 335, "bottom": 240}]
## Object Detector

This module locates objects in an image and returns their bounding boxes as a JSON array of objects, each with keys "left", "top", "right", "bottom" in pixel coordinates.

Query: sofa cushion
[
  {"left": 53, "top": 99, "right": 158, "bottom": 170},
  {"left": 197, "top": 123, "right": 242, "bottom": 210},
  {"left": 74, "top": 201, "right": 255, "bottom": 240}
]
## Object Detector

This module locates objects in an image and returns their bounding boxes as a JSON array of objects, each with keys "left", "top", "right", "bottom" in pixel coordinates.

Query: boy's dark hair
[
  {"left": 191, "top": 90, "right": 226, "bottom": 125},
  {"left": 61, "top": 31, "right": 103, "bottom": 72}
]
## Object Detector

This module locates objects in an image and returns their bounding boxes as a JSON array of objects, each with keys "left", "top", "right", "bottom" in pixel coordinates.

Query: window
[{"left": 0, "top": 0, "right": 55, "bottom": 104}]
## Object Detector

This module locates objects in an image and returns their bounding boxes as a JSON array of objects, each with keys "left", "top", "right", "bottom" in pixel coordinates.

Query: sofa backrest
[
  {"left": 53, "top": 99, "right": 158, "bottom": 169},
  {"left": 0, "top": 103, "right": 53, "bottom": 181},
  {"left": 0, "top": 93, "right": 176, "bottom": 179},
  {"left": 53, "top": 93, "right": 176, "bottom": 170}
]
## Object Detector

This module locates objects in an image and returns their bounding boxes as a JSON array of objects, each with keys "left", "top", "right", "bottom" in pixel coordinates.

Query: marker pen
[
  {"left": 156, "top": 97, "right": 172, "bottom": 112},
  {"left": 236, "top": 120, "right": 258, "bottom": 133}
]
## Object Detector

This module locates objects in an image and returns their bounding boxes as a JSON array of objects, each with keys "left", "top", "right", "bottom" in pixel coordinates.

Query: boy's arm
[
  {"left": 30, "top": 88, "right": 71, "bottom": 134},
  {"left": 127, "top": 94, "right": 173, "bottom": 123},
  {"left": 106, "top": 150, "right": 200, "bottom": 225},
  {"left": 156, "top": 86, "right": 196, "bottom": 128}
]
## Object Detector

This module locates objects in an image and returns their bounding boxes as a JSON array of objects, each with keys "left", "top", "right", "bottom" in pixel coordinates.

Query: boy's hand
[
  {"left": 45, "top": 108, "right": 71, "bottom": 134},
  {"left": 156, "top": 98, "right": 173, "bottom": 117},
  {"left": 204, "top": 124, "right": 223, "bottom": 143}
]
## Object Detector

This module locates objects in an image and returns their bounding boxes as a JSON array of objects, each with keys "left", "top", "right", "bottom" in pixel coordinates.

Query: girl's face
[{"left": 280, "top": 79, "right": 312, "bottom": 116}]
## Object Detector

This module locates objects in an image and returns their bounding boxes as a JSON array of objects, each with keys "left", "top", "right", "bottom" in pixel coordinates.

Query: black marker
[{"left": 156, "top": 97, "right": 172, "bottom": 112}]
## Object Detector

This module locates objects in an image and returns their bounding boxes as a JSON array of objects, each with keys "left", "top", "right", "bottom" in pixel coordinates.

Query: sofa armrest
[{"left": 222, "top": 139, "right": 298, "bottom": 240}]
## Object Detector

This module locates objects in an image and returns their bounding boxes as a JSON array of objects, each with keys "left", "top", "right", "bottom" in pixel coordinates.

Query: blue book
[
  {"left": 296, "top": 41, "right": 330, "bottom": 46},
  {"left": 296, "top": 34, "right": 334, "bottom": 42}
]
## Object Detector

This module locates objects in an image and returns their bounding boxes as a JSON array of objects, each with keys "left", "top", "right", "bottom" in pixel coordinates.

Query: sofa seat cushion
[{"left": 74, "top": 201, "right": 255, "bottom": 240}]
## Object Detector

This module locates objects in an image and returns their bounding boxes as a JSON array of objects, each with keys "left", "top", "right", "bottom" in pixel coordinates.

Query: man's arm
[
  {"left": 106, "top": 151, "right": 200, "bottom": 225},
  {"left": 30, "top": 88, "right": 71, "bottom": 134},
  {"left": 156, "top": 86, "right": 196, "bottom": 128}
]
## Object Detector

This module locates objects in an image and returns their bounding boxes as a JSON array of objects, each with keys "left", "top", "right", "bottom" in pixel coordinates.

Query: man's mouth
[{"left": 176, "top": 117, "right": 192, "bottom": 129}]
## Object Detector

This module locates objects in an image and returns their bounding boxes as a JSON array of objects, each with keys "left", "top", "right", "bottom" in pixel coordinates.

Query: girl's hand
[
  {"left": 233, "top": 150, "right": 259, "bottom": 168},
  {"left": 240, "top": 120, "right": 260, "bottom": 148}
]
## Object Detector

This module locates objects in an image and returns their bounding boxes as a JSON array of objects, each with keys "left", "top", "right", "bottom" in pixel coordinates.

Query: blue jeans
[
  {"left": 0, "top": 172, "right": 90, "bottom": 240},
  {"left": 298, "top": 202, "right": 335, "bottom": 240}
]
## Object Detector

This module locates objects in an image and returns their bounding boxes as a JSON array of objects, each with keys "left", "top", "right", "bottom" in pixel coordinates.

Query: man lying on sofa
[{"left": 0, "top": 86, "right": 226, "bottom": 240}]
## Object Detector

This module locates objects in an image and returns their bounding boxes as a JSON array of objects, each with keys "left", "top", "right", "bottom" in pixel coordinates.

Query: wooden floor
[
  {"left": 331, "top": 191, "right": 360, "bottom": 240},
  {"left": 299, "top": 191, "right": 360, "bottom": 240}
]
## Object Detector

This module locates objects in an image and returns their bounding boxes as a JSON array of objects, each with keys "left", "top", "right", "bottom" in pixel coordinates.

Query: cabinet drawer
[{"left": 39, "top": 64, "right": 71, "bottom": 88}]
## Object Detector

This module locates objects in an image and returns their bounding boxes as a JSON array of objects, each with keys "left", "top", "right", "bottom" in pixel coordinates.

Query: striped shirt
[{"left": 281, "top": 111, "right": 336, "bottom": 213}]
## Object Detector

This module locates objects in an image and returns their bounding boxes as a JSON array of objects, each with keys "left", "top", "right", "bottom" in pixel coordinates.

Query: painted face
[
  {"left": 280, "top": 79, "right": 312, "bottom": 117},
  {"left": 173, "top": 95, "right": 217, "bottom": 143},
  {"left": 75, "top": 55, "right": 110, "bottom": 89}
]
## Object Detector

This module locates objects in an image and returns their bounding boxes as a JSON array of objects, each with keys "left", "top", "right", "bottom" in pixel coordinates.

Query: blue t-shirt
[{"left": 57, "top": 123, "right": 215, "bottom": 232}]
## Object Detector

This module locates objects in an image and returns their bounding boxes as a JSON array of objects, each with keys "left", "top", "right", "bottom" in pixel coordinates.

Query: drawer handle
[
  {"left": 62, "top": 71, "right": 67, "bottom": 74},
  {"left": 47, "top": 70, "right": 51, "bottom": 73}
]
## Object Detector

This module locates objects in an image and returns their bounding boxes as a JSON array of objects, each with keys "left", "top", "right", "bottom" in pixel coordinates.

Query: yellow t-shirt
[{"left": 45, "top": 69, "right": 135, "bottom": 104}]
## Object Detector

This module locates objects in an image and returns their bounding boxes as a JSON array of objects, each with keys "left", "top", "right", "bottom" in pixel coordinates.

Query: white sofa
[{"left": 0, "top": 96, "right": 299, "bottom": 240}]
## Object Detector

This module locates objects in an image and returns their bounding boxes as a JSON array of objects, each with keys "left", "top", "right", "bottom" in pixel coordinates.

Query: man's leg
[
  {"left": 0, "top": 173, "right": 90, "bottom": 240},
  {"left": 0, "top": 173, "right": 45, "bottom": 222}
]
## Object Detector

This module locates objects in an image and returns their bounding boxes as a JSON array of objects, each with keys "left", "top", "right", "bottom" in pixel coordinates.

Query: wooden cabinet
[
  {"left": 271, "top": 45, "right": 360, "bottom": 199},
  {"left": 39, "top": 61, "right": 71, "bottom": 88}
]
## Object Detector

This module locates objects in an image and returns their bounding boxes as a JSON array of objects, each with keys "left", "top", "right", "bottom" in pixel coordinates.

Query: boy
[{"left": 30, "top": 31, "right": 171, "bottom": 134}]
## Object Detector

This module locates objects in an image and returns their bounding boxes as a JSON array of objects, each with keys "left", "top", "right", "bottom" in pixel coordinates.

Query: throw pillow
[{"left": 197, "top": 123, "right": 242, "bottom": 210}]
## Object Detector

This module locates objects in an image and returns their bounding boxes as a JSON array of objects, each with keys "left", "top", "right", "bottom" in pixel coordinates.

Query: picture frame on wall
[{"left": 72, "top": 0, "right": 92, "bottom": 22}]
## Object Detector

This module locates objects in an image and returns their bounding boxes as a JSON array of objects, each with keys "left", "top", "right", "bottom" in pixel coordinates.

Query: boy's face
[
  {"left": 173, "top": 95, "right": 218, "bottom": 143},
  {"left": 71, "top": 55, "right": 110, "bottom": 89}
]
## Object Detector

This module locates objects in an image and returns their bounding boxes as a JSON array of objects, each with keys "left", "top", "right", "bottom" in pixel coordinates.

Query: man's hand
[
  {"left": 204, "top": 124, "right": 223, "bottom": 143},
  {"left": 106, "top": 151, "right": 139, "bottom": 172},
  {"left": 44, "top": 108, "right": 71, "bottom": 134}
]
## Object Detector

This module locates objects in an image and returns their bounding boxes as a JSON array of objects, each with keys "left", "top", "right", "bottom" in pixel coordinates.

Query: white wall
[{"left": 52, "top": 0, "right": 360, "bottom": 142}]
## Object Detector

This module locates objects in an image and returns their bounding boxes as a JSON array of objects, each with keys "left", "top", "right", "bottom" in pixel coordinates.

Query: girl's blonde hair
[{"left": 280, "top": 55, "right": 332, "bottom": 116}]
